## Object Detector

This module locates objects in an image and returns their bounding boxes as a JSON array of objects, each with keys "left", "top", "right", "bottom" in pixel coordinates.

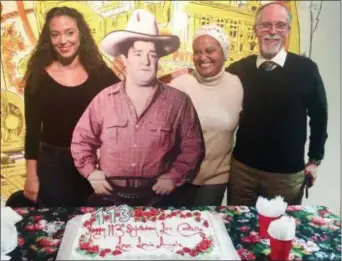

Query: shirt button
[
  {"left": 135, "top": 124, "right": 139, "bottom": 129},
  {"left": 131, "top": 163, "right": 136, "bottom": 167},
  {"left": 133, "top": 144, "right": 137, "bottom": 148}
]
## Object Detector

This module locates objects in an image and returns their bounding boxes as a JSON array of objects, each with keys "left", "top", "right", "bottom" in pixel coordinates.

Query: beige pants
[{"left": 227, "top": 158, "right": 305, "bottom": 206}]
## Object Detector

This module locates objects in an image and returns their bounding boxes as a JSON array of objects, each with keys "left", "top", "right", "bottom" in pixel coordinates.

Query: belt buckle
[
  {"left": 118, "top": 192, "right": 131, "bottom": 199},
  {"left": 117, "top": 189, "right": 142, "bottom": 199}
]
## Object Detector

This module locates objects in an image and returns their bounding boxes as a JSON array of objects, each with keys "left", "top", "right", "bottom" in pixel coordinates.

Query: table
[{"left": 8, "top": 205, "right": 341, "bottom": 261}]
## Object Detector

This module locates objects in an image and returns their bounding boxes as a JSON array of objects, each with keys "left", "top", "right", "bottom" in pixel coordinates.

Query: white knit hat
[{"left": 193, "top": 24, "right": 230, "bottom": 60}]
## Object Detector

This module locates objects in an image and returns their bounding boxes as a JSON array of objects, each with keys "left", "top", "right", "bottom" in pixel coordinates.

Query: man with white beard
[{"left": 226, "top": 2, "right": 328, "bottom": 206}]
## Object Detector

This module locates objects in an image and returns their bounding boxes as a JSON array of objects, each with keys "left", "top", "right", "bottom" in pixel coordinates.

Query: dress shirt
[{"left": 256, "top": 48, "right": 287, "bottom": 68}]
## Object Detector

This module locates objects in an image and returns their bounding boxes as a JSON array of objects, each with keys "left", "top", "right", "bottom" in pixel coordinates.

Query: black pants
[
  {"left": 157, "top": 182, "right": 198, "bottom": 208},
  {"left": 156, "top": 183, "right": 226, "bottom": 207},
  {"left": 37, "top": 143, "right": 93, "bottom": 207},
  {"left": 192, "top": 184, "right": 226, "bottom": 206}
]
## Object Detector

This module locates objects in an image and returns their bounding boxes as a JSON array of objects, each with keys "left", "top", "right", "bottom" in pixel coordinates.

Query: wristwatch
[{"left": 308, "top": 159, "right": 321, "bottom": 166}]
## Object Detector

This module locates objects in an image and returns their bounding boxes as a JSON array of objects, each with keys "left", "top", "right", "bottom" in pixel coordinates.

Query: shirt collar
[
  {"left": 256, "top": 48, "right": 287, "bottom": 68},
  {"left": 108, "top": 81, "right": 123, "bottom": 94},
  {"left": 108, "top": 80, "right": 167, "bottom": 100}
]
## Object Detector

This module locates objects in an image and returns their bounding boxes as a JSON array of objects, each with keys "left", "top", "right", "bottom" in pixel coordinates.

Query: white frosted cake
[{"left": 58, "top": 207, "right": 240, "bottom": 260}]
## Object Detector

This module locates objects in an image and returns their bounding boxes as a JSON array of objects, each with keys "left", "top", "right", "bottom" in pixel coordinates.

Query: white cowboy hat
[{"left": 101, "top": 9, "right": 180, "bottom": 58}]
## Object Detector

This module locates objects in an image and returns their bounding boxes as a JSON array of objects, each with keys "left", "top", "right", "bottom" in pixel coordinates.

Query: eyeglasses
[{"left": 256, "top": 22, "right": 289, "bottom": 32}]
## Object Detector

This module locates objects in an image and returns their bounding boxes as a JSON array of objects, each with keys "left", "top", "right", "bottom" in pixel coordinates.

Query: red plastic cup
[
  {"left": 269, "top": 236, "right": 293, "bottom": 260},
  {"left": 258, "top": 214, "right": 280, "bottom": 239}
]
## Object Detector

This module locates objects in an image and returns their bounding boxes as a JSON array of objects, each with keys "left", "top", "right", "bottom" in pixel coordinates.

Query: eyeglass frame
[{"left": 255, "top": 22, "right": 290, "bottom": 32}]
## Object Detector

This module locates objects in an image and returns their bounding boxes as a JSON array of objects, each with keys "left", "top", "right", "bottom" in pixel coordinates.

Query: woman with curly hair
[{"left": 22, "top": 6, "right": 120, "bottom": 207}]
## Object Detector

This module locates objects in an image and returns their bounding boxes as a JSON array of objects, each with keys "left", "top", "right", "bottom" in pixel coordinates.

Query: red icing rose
[
  {"left": 171, "top": 211, "right": 178, "bottom": 217},
  {"left": 89, "top": 217, "right": 96, "bottom": 224},
  {"left": 79, "top": 242, "right": 90, "bottom": 251},
  {"left": 150, "top": 208, "right": 160, "bottom": 216},
  {"left": 134, "top": 208, "right": 144, "bottom": 218},
  {"left": 99, "top": 248, "right": 111, "bottom": 257},
  {"left": 183, "top": 247, "right": 191, "bottom": 253},
  {"left": 159, "top": 213, "right": 166, "bottom": 220},
  {"left": 113, "top": 249, "right": 122, "bottom": 255},
  {"left": 88, "top": 245, "right": 99, "bottom": 253},
  {"left": 143, "top": 211, "right": 152, "bottom": 218},
  {"left": 190, "top": 250, "right": 197, "bottom": 256},
  {"left": 176, "top": 250, "right": 184, "bottom": 255},
  {"left": 99, "top": 250, "right": 107, "bottom": 257}
]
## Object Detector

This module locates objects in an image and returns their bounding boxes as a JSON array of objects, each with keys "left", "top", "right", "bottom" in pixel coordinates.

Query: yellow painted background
[{"left": 0, "top": 1, "right": 300, "bottom": 201}]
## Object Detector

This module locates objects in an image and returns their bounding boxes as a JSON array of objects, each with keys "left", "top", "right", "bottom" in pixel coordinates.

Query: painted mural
[{"left": 0, "top": 0, "right": 301, "bottom": 200}]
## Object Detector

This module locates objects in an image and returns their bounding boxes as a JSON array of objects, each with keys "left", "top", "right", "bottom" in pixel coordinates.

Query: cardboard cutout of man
[{"left": 71, "top": 9, "right": 205, "bottom": 207}]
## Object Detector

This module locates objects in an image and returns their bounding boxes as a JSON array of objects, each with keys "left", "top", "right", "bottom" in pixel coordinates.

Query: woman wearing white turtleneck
[{"left": 170, "top": 24, "right": 243, "bottom": 206}]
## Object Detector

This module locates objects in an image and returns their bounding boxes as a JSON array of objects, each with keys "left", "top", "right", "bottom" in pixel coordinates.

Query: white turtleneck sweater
[{"left": 169, "top": 68, "right": 243, "bottom": 185}]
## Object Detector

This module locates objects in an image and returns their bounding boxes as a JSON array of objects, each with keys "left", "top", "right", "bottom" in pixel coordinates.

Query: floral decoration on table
[{"left": 13, "top": 208, "right": 71, "bottom": 261}]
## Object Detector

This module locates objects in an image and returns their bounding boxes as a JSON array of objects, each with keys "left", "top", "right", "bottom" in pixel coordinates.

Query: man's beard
[{"left": 260, "top": 35, "right": 283, "bottom": 59}]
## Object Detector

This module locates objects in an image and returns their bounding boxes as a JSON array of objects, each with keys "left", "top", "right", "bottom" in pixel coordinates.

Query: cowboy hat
[{"left": 101, "top": 9, "right": 180, "bottom": 58}]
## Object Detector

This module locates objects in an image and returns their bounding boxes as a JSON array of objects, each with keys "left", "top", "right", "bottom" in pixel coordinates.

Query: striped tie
[{"left": 259, "top": 61, "right": 277, "bottom": 72}]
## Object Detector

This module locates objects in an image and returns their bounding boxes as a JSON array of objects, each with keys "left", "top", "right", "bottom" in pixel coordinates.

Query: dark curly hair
[{"left": 23, "top": 6, "right": 110, "bottom": 92}]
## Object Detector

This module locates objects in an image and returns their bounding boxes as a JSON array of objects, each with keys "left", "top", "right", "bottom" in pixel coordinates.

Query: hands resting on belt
[
  {"left": 87, "top": 170, "right": 113, "bottom": 195},
  {"left": 87, "top": 170, "right": 176, "bottom": 196},
  {"left": 151, "top": 174, "right": 176, "bottom": 195}
]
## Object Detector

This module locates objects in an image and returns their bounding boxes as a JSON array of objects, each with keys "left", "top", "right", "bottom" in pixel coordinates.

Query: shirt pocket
[
  {"left": 105, "top": 119, "right": 128, "bottom": 145},
  {"left": 148, "top": 121, "right": 173, "bottom": 149}
]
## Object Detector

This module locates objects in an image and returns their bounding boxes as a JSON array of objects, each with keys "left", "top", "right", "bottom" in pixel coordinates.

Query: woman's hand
[{"left": 23, "top": 174, "right": 39, "bottom": 203}]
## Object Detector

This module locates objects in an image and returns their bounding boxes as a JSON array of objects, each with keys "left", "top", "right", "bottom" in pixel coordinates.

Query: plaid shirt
[{"left": 71, "top": 81, "right": 205, "bottom": 186}]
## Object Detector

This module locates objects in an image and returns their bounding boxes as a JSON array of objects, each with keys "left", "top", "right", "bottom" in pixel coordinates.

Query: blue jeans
[{"left": 37, "top": 142, "right": 93, "bottom": 207}]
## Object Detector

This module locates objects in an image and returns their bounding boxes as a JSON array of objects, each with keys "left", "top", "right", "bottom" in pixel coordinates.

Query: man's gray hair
[{"left": 254, "top": 2, "right": 292, "bottom": 25}]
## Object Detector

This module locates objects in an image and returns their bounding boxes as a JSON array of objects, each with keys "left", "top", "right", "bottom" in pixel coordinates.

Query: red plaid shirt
[{"left": 71, "top": 81, "right": 205, "bottom": 186}]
